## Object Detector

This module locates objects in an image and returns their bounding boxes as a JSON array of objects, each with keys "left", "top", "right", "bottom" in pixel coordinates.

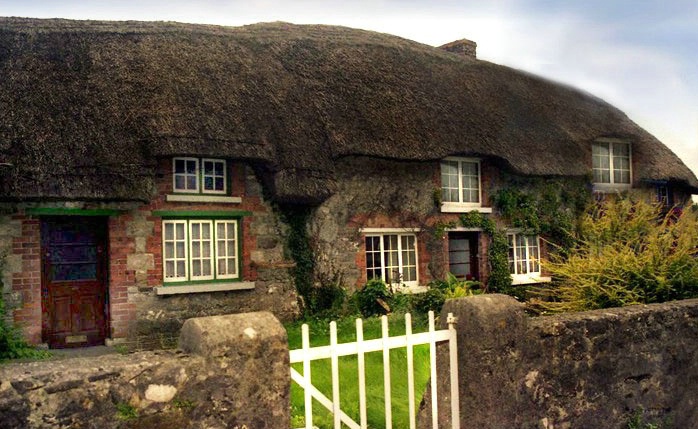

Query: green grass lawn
[{"left": 286, "top": 314, "right": 432, "bottom": 429}]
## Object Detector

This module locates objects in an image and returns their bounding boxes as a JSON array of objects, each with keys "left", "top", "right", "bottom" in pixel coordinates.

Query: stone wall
[
  {"left": 0, "top": 312, "right": 290, "bottom": 429},
  {"left": 420, "top": 295, "right": 698, "bottom": 429}
]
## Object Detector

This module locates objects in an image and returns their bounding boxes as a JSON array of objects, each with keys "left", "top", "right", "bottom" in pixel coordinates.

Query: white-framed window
[
  {"left": 365, "top": 233, "right": 418, "bottom": 287},
  {"left": 440, "top": 157, "right": 491, "bottom": 213},
  {"left": 173, "top": 157, "right": 227, "bottom": 194},
  {"left": 507, "top": 233, "right": 541, "bottom": 281},
  {"left": 592, "top": 140, "right": 631, "bottom": 186},
  {"left": 163, "top": 219, "right": 239, "bottom": 283}
]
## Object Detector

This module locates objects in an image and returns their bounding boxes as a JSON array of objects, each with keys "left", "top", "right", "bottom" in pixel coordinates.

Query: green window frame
[{"left": 162, "top": 218, "right": 240, "bottom": 284}]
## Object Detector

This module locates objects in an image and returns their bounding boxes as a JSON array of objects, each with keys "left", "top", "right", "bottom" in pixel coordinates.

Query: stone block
[
  {"left": 179, "top": 311, "right": 287, "bottom": 359},
  {"left": 126, "top": 254, "right": 154, "bottom": 272}
]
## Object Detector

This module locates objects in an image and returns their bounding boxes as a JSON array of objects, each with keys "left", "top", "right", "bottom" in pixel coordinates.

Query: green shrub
[
  {"left": 411, "top": 288, "right": 445, "bottom": 315},
  {"left": 354, "top": 278, "right": 392, "bottom": 317},
  {"left": 532, "top": 196, "right": 698, "bottom": 313}
]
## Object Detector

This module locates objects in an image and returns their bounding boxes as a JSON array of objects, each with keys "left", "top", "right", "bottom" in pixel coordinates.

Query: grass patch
[{"left": 286, "top": 313, "right": 433, "bottom": 429}]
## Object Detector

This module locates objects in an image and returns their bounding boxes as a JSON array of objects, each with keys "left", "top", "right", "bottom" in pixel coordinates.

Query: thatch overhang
[{"left": 0, "top": 17, "right": 696, "bottom": 204}]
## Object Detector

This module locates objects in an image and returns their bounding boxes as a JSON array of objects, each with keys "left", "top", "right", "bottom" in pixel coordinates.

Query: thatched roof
[{"left": 0, "top": 17, "right": 696, "bottom": 203}]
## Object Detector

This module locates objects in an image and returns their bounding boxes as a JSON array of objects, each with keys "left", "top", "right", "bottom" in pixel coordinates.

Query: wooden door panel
[
  {"left": 52, "top": 296, "right": 72, "bottom": 334},
  {"left": 41, "top": 217, "right": 108, "bottom": 348}
]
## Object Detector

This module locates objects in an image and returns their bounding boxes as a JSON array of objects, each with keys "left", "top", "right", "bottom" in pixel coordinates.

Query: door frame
[
  {"left": 447, "top": 230, "right": 480, "bottom": 281},
  {"left": 40, "top": 216, "right": 110, "bottom": 348}
]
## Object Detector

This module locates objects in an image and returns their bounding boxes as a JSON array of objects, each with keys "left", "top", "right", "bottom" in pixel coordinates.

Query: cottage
[{"left": 0, "top": 18, "right": 696, "bottom": 348}]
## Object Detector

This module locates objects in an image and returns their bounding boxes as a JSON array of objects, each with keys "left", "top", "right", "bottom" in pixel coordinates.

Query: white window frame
[
  {"left": 172, "top": 157, "right": 200, "bottom": 194},
  {"left": 202, "top": 158, "right": 228, "bottom": 195},
  {"left": 172, "top": 157, "right": 228, "bottom": 195},
  {"left": 364, "top": 233, "right": 419, "bottom": 288},
  {"left": 215, "top": 220, "right": 239, "bottom": 280},
  {"left": 162, "top": 219, "right": 240, "bottom": 284},
  {"left": 163, "top": 220, "right": 189, "bottom": 283},
  {"left": 188, "top": 220, "right": 215, "bottom": 281},
  {"left": 440, "top": 157, "right": 492, "bottom": 213},
  {"left": 507, "top": 232, "right": 550, "bottom": 285},
  {"left": 592, "top": 139, "right": 632, "bottom": 191}
]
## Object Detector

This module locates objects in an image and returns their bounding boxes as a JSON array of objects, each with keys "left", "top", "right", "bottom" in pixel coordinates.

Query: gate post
[{"left": 180, "top": 311, "right": 290, "bottom": 429}]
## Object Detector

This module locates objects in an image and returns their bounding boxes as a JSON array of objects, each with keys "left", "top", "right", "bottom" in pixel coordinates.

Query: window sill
[
  {"left": 440, "top": 203, "right": 492, "bottom": 214},
  {"left": 592, "top": 183, "right": 632, "bottom": 193},
  {"left": 390, "top": 284, "right": 427, "bottom": 294},
  {"left": 154, "top": 281, "right": 255, "bottom": 296},
  {"left": 166, "top": 194, "right": 242, "bottom": 204},
  {"left": 511, "top": 275, "right": 551, "bottom": 286}
]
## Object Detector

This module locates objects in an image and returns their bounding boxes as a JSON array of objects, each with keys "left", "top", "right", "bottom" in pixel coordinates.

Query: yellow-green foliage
[{"left": 532, "top": 196, "right": 698, "bottom": 313}]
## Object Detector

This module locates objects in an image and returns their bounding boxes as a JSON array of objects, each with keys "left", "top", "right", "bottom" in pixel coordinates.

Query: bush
[
  {"left": 411, "top": 288, "right": 445, "bottom": 315},
  {"left": 0, "top": 291, "right": 49, "bottom": 361},
  {"left": 531, "top": 196, "right": 698, "bottom": 313},
  {"left": 429, "top": 272, "right": 482, "bottom": 299},
  {"left": 354, "top": 278, "right": 393, "bottom": 317}
]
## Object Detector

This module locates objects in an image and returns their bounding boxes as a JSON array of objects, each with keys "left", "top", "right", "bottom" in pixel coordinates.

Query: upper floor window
[
  {"left": 440, "top": 157, "right": 490, "bottom": 213},
  {"left": 173, "top": 157, "right": 227, "bottom": 194},
  {"left": 592, "top": 140, "right": 631, "bottom": 186}
]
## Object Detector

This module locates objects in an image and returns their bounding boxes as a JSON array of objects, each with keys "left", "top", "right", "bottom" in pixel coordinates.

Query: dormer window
[
  {"left": 592, "top": 140, "right": 631, "bottom": 188},
  {"left": 440, "top": 157, "right": 492, "bottom": 213},
  {"left": 173, "top": 157, "right": 227, "bottom": 194}
]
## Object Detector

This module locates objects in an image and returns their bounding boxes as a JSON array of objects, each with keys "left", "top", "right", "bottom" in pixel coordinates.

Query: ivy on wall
[
  {"left": 458, "top": 211, "right": 513, "bottom": 294},
  {"left": 279, "top": 205, "right": 316, "bottom": 314},
  {"left": 455, "top": 176, "right": 592, "bottom": 298}
]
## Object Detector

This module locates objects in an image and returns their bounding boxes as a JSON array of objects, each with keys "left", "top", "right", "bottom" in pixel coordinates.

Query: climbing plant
[{"left": 459, "top": 211, "right": 513, "bottom": 294}]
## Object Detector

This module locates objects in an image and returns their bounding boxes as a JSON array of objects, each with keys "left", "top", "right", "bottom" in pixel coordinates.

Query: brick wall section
[
  {"left": 2, "top": 159, "right": 298, "bottom": 346},
  {"left": 108, "top": 214, "right": 137, "bottom": 339},
  {"left": 6, "top": 215, "right": 42, "bottom": 344}
]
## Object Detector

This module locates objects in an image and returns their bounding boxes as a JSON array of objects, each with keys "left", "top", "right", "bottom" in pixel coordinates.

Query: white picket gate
[{"left": 289, "top": 311, "right": 460, "bottom": 429}]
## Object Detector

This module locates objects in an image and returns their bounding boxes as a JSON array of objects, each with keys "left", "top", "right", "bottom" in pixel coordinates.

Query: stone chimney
[{"left": 439, "top": 39, "right": 477, "bottom": 59}]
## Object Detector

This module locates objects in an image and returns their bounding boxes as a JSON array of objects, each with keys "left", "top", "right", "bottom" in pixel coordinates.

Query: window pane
[
  {"left": 192, "top": 242, "right": 200, "bottom": 258},
  {"left": 175, "top": 159, "right": 185, "bottom": 173},
  {"left": 204, "top": 176, "right": 214, "bottom": 190},
  {"left": 204, "top": 161, "right": 214, "bottom": 175},
  {"left": 441, "top": 160, "right": 460, "bottom": 203},
  {"left": 176, "top": 242, "right": 185, "bottom": 258},
  {"left": 165, "top": 261, "right": 174, "bottom": 278},
  {"left": 186, "top": 176, "right": 197, "bottom": 190},
  {"left": 186, "top": 160, "right": 197, "bottom": 174},
  {"left": 174, "top": 176, "right": 185, "bottom": 190},
  {"left": 215, "top": 178, "right": 224, "bottom": 191},
  {"left": 176, "top": 223, "right": 185, "bottom": 238},
  {"left": 165, "top": 242, "right": 174, "bottom": 259},
  {"left": 164, "top": 223, "right": 174, "bottom": 240},
  {"left": 176, "top": 261, "right": 185, "bottom": 276}
]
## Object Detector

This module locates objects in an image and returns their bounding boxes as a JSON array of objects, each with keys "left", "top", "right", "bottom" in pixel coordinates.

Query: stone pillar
[
  {"left": 418, "top": 294, "right": 528, "bottom": 429},
  {"left": 179, "top": 311, "right": 290, "bottom": 428}
]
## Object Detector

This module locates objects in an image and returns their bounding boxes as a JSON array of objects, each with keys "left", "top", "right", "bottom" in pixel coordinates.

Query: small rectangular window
[
  {"left": 162, "top": 219, "right": 240, "bottom": 283},
  {"left": 507, "top": 233, "right": 541, "bottom": 276},
  {"left": 440, "top": 158, "right": 481, "bottom": 205},
  {"left": 173, "top": 158, "right": 200, "bottom": 193},
  {"left": 592, "top": 141, "right": 631, "bottom": 185},
  {"left": 172, "top": 157, "right": 228, "bottom": 195}
]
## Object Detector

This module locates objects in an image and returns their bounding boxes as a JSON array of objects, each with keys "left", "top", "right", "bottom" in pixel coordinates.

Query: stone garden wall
[
  {"left": 0, "top": 312, "right": 289, "bottom": 429},
  {"left": 420, "top": 295, "right": 698, "bottom": 429}
]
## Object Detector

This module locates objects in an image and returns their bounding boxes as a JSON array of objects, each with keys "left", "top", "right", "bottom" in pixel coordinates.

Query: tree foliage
[{"left": 531, "top": 196, "right": 698, "bottom": 313}]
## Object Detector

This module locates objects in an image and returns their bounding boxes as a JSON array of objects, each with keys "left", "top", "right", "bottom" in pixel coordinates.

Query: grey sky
[{"left": 2, "top": 0, "right": 697, "bottom": 189}]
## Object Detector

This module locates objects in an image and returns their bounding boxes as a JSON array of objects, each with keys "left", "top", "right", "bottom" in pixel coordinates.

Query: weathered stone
[
  {"left": 419, "top": 296, "right": 698, "bottom": 429},
  {"left": 0, "top": 311, "right": 291, "bottom": 429}
]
